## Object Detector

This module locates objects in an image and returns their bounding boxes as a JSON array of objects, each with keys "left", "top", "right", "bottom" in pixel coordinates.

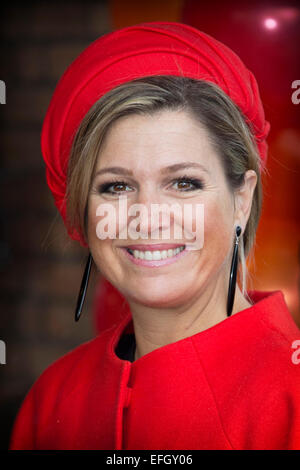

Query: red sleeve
[
  {"left": 9, "top": 385, "right": 36, "bottom": 449},
  {"left": 287, "top": 374, "right": 300, "bottom": 449},
  {"left": 9, "top": 339, "right": 95, "bottom": 450}
]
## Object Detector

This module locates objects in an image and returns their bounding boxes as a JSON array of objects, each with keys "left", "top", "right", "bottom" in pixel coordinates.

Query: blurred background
[{"left": 0, "top": 0, "right": 299, "bottom": 450}]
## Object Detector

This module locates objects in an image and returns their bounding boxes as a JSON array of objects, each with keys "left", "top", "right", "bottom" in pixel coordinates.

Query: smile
[{"left": 121, "top": 245, "right": 188, "bottom": 268}]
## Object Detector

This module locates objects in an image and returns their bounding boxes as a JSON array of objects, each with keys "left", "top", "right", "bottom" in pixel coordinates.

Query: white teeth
[
  {"left": 130, "top": 246, "right": 185, "bottom": 260},
  {"left": 145, "top": 251, "right": 152, "bottom": 261}
]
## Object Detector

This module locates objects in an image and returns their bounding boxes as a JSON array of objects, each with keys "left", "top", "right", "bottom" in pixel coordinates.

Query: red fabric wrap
[{"left": 41, "top": 21, "right": 270, "bottom": 246}]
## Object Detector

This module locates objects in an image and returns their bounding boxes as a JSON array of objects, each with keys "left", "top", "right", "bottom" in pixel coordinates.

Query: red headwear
[{"left": 41, "top": 21, "right": 270, "bottom": 247}]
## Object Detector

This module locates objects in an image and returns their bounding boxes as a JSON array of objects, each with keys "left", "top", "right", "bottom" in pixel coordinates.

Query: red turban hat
[{"left": 41, "top": 21, "right": 270, "bottom": 247}]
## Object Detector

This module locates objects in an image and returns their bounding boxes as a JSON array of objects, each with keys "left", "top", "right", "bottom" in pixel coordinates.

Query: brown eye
[
  {"left": 171, "top": 176, "right": 204, "bottom": 192},
  {"left": 98, "top": 180, "right": 133, "bottom": 195},
  {"left": 176, "top": 181, "right": 192, "bottom": 190},
  {"left": 112, "top": 183, "right": 126, "bottom": 192}
]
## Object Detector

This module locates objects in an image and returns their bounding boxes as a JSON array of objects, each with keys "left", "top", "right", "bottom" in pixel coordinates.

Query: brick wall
[{"left": 0, "top": 1, "right": 111, "bottom": 449}]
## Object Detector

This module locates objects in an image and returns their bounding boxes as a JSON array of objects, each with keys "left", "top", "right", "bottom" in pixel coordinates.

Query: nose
[{"left": 128, "top": 189, "right": 174, "bottom": 241}]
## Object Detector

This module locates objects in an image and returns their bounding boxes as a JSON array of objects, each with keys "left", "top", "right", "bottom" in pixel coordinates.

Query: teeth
[{"left": 129, "top": 246, "right": 185, "bottom": 260}]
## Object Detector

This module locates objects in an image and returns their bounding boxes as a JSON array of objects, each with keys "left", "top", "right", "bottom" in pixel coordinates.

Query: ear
[{"left": 234, "top": 170, "right": 258, "bottom": 230}]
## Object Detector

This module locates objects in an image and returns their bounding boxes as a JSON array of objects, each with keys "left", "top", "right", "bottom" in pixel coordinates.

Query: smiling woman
[
  {"left": 83, "top": 103, "right": 258, "bottom": 328},
  {"left": 67, "top": 77, "right": 261, "bottom": 273},
  {"left": 67, "top": 77, "right": 261, "bottom": 319},
  {"left": 9, "top": 22, "right": 300, "bottom": 450}
]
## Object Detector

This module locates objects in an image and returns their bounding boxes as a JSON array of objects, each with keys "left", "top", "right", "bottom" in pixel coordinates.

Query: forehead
[{"left": 97, "top": 109, "right": 222, "bottom": 177}]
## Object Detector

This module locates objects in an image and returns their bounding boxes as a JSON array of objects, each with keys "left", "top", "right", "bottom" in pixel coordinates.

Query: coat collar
[{"left": 107, "top": 290, "right": 299, "bottom": 367}]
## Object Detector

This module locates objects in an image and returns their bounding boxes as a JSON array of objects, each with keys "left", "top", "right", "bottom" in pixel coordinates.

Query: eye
[
  {"left": 98, "top": 180, "right": 134, "bottom": 195},
  {"left": 171, "top": 175, "right": 204, "bottom": 192},
  {"left": 97, "top": 175, "right": 204, "bottom": 195}
]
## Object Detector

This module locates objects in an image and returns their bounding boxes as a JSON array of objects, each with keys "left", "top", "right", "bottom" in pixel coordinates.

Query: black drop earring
[
  {"left": 227, "top": 225, "right": 242, "bottom": 317},
  {"left": 75, "top": 253, "right": 92, "bottom": 322}
]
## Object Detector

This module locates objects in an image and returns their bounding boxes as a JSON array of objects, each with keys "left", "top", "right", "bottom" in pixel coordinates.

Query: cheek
[
  {"left": 86, "top": 199, "right": 111, "bottom": 265},
  {"left": 86, "top": 199, "right": 98, "bottom": 245},
  {"left": 87, "top": 197, "right": 125, "bottom": 242},
  {"left": 202, "top": 196, "right": 234, "bottom": 263},
  {"left": 86, "top": 198, "right": 125, "bottom": 279}
]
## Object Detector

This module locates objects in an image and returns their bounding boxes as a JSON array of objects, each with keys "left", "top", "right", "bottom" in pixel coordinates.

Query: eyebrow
[{"left": 94, "top": 162, "right": 209, "bottom": 177}]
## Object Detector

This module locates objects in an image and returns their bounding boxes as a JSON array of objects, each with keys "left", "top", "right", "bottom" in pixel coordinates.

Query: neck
[{"left": 130, "top": 282, "right": 252, "bottom": 362}]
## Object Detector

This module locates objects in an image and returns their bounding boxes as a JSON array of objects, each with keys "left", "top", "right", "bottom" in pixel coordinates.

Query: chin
[{"left": 124, "top": 283, "right": 188, "bottom": 309}]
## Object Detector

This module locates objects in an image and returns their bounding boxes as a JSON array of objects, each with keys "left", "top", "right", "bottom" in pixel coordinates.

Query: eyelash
[{"left": 97, "top": 175, "right": 204, "bottom": 195}]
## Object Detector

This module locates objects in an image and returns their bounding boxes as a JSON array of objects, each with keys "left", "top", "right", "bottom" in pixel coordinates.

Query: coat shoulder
[
  {"left": 9, "top": 324, "right": 118, "bottom": 449},
  {"left": 191, "top": 298, "right": 300, "bottom": 449},
  {"left": 35, "top": 324, "right": 117, "bottom": 392}
]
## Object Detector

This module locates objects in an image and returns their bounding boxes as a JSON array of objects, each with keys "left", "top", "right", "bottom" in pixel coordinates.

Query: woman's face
[{"left": 87, "top": 110, "right": 238, "bottom": 308}]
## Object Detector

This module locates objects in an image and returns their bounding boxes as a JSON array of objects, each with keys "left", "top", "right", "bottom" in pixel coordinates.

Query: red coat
[{"left": 9, "top": 290, "right": 300, "bottom": 450}]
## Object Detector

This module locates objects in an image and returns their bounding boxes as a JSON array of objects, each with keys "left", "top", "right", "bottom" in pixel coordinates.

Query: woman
[{"left": 10, "top": 22, "right": 300, "bottom": 450}]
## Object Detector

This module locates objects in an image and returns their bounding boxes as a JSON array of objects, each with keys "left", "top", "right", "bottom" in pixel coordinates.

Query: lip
[
  {"left": 120, "top": 245, "right": 188, "bottom": 268},
  {"left": 120, "top": 243, "right": 185, "bottom": 251}
]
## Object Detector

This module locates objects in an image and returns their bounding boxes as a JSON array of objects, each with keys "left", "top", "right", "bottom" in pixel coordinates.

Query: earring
[
  {"left": 227, "top": 225, "right": 242, "bottom": 317},
  {"left": 75, "top": 253, "right": 92, "bottom": 322}
]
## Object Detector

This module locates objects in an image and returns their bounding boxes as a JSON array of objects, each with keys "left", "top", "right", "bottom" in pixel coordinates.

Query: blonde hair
[{"left": 66, "top": 76, "right": 266, "bottom": 298}]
